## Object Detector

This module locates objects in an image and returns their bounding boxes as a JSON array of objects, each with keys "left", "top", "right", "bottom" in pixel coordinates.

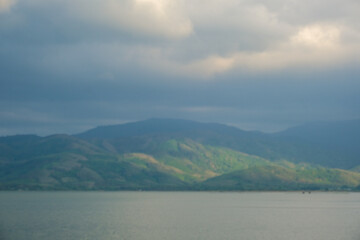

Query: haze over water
[{"left": 1, "top": 192, "right": 359, "bottom": 240}]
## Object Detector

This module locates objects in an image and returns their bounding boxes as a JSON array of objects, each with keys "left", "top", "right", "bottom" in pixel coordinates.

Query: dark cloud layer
[{"left": 1, "top": 0, "right": 360, "bottom": 136}]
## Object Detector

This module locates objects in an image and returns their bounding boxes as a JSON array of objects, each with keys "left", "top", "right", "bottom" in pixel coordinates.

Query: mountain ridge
[
  {"left": 76, "top": 118, "right": 360, "bottom": 169},
  {"left": 1, "top": 118, "right": 359, "bottom": 190}
]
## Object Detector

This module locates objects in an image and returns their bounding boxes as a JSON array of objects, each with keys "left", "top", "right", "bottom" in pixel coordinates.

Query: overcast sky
[{"left": 1, "top": 0, "right": 360, "bottom": 136}]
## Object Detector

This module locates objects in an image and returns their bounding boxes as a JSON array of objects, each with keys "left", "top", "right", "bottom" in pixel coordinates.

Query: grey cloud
[
  {"left": 1, "top": 0, "right": 359, "bottom": 77},
  {"left": 1, "top": 0, "right": 360, "bottom": 135},
  {"left": 1, "top": 66, "right": 359, "bottom": 135}
]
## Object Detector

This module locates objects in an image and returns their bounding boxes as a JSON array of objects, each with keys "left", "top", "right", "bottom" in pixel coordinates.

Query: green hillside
[
  {"left": 200, "top": 164, "right": 360, "bottom": 191},
  {"left": 0, "top": 137, "right": 274, "bottom": 189},
  {"left": 1, "top": 119, "right": 360, "bottom": 190},
  {"left": 120, "top": 139, "right": 272, "bottom": 182},
  {"left": 78, "top": 118, "right": 360, "bottom": 169},
  {"left": 0, "top": 151, "right": 186, "bottom": 190}
]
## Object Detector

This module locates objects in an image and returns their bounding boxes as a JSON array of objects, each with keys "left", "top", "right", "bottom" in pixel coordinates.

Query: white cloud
[
  {"left": 127, "top": 48, "right": 236, "bottom": 78},
  {"left": 119, "top": 1, "right": 360, "bottom": 77},
  {"left": 16, "top": 0, "right": 192, "bottom": 39},
  {"left": 3, "top": 0, "right": 360, "bottom": 79},
  {"left": 0, "top": 0, "right": 16, "bottom": 12},
  {"left": 70, "top": 0, "right": 193, "bottom": 39},
  {"left": 291, "top": 24, "right": 340, "bottom": 49},
  {"left": 230, "top": 23, "right": 358, "bottom": 71},
  {"left": 183, "top": 56, "right": 235, "bottom": 77}
]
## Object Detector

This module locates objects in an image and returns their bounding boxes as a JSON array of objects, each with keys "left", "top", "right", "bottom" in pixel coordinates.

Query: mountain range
[{"left": 1, "top": 118, "right": 359, "bottom": 190}]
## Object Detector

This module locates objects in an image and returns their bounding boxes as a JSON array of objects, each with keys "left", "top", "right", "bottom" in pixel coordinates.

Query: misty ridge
[{"left": 1, "top": 118, "right": 360, "bottom": 191}]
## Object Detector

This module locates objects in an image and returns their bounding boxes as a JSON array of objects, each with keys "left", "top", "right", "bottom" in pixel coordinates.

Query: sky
[{"left": 1, "top": 0, "right": 360, "bottom": 136}]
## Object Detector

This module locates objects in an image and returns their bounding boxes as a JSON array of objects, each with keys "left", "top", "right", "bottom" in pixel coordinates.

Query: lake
[{"left": 0, "top": 192, "right": 359, "bottom": 240}]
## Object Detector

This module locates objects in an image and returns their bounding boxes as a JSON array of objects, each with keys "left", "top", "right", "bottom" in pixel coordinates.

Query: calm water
[{"left": 0, "top": 192, "right": 360, "bottom": 240}]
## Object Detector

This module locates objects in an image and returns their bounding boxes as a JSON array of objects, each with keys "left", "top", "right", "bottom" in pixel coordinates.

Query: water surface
[{"left": 1, "top": 192, "right": 359, "bottom": 240}]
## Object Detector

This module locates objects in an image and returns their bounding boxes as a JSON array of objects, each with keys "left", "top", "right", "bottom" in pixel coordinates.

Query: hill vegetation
[{"left": 1, "top": 118, "right": 359, "bottom": 190}]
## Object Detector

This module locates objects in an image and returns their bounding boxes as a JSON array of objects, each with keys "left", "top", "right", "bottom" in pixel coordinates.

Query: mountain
[
  {"left": 77, "top": 118, "right": 360, "bottom": 169},
  {"left": 200, "top": 164, "right": 360, "bottom": 191},
  {"left": 270, "top": 119, "right": 360, "bottom": 169},
  {"left": 76, "top": 118, "right": 240, "bottom": 139},
  {"left": 275, "top": 119, "right": 360, "bottom": 147},
  {"left": 275, "top": 119, "right": 360, "bottom": 155},
  {"left": 1, "top": 118, "right": 360, "bottom": 190},
  {"left": 0, "top": 134, "right": 185, "bottom": 190}
]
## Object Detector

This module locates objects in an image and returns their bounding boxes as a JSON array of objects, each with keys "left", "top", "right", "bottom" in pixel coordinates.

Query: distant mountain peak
[{"left": 75, "top": 118, "right": 246, "bottom": 139}]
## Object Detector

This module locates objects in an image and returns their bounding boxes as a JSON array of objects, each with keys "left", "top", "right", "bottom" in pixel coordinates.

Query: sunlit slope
[
  {"left": 78, "top": 118, "right": 360, "bottom": 169},
  {"left": 0, "top": 135, "right": 185, "bottom": 190},
  {"left": 1, "top": 118, "right": 360, "bottom": 190},
  {"left": 0, "top": 151, "right": 186, "bottom": 190},
  {"left": 0, "top": 136, "right": 272, "bottom": 189},
  {"left": 120, "top": 139, "right": 272, "bottom": 182},
  {"left": 201, "top": 164, "right": 360, "bottom": 190}
]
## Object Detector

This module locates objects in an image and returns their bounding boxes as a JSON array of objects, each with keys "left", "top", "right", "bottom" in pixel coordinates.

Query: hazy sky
[{"left": 1, "top": 0, "right": 360, "bottom": 136}]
